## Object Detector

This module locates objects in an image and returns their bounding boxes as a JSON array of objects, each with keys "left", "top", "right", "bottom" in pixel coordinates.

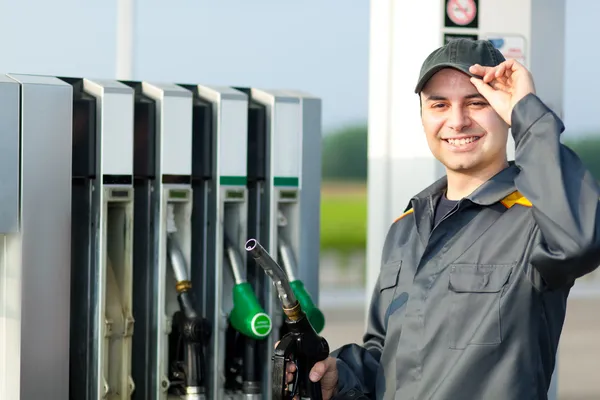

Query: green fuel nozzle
[
  {"left": 225, "top": 236, "right": 272, "bottom": 340},
  {"left": 289, "top": 280, "right": 325, "bottom": 334},
  {"left": 278, "top": 238, "right": 325, "bottom": 333},
  {"left": 229, "top": 282, "right": 272, "bottom": 339}
]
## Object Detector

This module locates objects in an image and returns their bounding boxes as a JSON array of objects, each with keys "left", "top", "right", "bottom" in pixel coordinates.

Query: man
[{"left": 286, "top": 39, "right": 600, "bottom": 399}]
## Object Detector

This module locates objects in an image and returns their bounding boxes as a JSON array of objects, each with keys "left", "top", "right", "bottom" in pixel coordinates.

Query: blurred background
[{"left": 2, "top": 0, "right": 597, "bottom": 398}]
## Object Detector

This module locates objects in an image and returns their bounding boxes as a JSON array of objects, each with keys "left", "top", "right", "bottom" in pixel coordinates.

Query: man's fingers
[
  {"left": 309, "top": 360, "right": 327, "bottom": 382},
  {"left": 483, "top": 65, "right": 499, "bottom": 83},
  {"left": 495, "top": 63, "right": 507, "bottom": 79},
  {"left": 469, "top": 64, "right": 499, "bottom": 84},
  {"left": 491, "top": 81, "right": 508, "bottom": 91},
  {"left": 504, "top": 58, "right": 524, "bottom": 71},
  {"left": 497, "top": 59, "right": 526, "bottom": 77},
  {"left": 469, "top": 64, "right": 492, "bottom": 77},
  {"left": 470, "top": 77, "right": 495, "bottom": 98},
  {"left": 287, "top": 372, "right": 295, "bottom": 383},
  {"left": 471, "top": 59, "right": 524, "bottom": 84},
  {"left": 285, "top": 360, "right": 297, "bottom": 383}
]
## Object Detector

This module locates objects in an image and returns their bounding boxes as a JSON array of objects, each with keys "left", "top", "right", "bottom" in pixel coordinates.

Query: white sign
[
  {"left": 446, "top": 0, "right": 477, "bottom": 26},
  {"left": 483, "top": 34, "right": 527, "bottom": 67}
]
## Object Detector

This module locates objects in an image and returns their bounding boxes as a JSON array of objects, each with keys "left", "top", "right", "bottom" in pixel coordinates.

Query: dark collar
[{"left": 405, "top": 162, "right": 520, "bottom": 211}]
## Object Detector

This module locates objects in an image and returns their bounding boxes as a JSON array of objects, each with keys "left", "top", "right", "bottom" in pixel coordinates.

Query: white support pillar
[
  {"left": 366, "top": 0, "right": 445, "bottom": 322},
  {"left": 116, "top": 0, "right": 135, "bottom": 80},
  {"left": 366, "top": 1, "right": 565, "bottom": 399}
]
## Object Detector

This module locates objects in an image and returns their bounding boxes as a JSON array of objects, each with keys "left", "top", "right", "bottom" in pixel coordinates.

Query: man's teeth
[{"left": 447, "top": 137, "right": 479, "bottom": 146}]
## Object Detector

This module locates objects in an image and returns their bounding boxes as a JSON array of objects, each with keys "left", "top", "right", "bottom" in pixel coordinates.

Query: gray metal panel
[
  {"left": 197, "top": 84, "right": 247, "bottom": 101},
  {"left": 197, "top": 85, "right": 249, "bottom": 180},
  {"left": 250, "top": 89, "right": 301, "bottom": 181},
  {"left": 0, "top": 76, "right": 20, "bottom": 233},
  {"left": 254, "top": 89, "right": 298, "bottom": 103},
  {"left": 141, "top": 82, "right": 194, "bottom": 176},
  {"left": 7, "top": 74, "right": 73, "bottom": 400},
  {"left": 83, "top": 79, "right": 134, "bottom": 176}
]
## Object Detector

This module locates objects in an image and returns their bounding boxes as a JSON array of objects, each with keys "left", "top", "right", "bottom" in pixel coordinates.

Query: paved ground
[{"left": 318, "top": 293, "right": 600, "bottom": 399}]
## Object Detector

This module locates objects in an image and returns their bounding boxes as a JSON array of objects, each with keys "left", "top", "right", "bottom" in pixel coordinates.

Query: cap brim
[{"left": 414, "top": 63, "right": 479, "bottom": 93}]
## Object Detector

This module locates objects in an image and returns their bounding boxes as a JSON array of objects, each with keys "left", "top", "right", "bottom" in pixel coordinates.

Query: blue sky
[{"left": 0, "top": 0, "right": 596, "bottom": 136}]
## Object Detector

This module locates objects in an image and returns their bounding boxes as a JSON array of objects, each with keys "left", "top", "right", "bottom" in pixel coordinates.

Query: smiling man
[{"left": 285, "top": 39, "right": 600, "bottom": 400}]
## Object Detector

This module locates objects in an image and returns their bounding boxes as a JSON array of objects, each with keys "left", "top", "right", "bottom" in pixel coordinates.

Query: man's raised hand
[{"left": 469, "top": 59, "right": 536, "bottom": 126}]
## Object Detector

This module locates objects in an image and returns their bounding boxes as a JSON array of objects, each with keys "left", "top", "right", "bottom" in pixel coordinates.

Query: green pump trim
[
  {"left": 290, "top": 280, "right": 325, "bottom": 333},
  {"left": 229, "top": 282, "right": 272, "bottom": 339}
]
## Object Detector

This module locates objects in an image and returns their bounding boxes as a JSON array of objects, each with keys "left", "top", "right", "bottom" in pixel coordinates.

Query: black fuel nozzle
[
  {"left": 167, "top": 231, "right": 211, "bottom": 398},
  {"left": 169, "top": 289, "right": 211, "bottom": 398},
  {"left": 246, "top": 239, "right": 329, "bottom": 400}
]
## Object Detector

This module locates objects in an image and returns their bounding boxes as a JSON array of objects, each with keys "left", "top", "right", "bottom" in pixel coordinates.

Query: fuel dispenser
[
  {"left": 240, "top": 89, "right": 325, "bottom": 399},
  {"left": 126, "top": 81, "right": 211, "bottom": 400},
  {"left": 191, "top": 85, "right": 272, "bottom": 400},
  {"left": 66, "top": 78, "right": 136, "bottom": 400},
  {"left": 0, "top": 74, "right": 72, "bottom": 400}
]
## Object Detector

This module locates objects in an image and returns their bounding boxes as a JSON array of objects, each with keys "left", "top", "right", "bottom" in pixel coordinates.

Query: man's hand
[
  {"left": 468, "top": 59, "right": 536, "bottom": 126},
  {"left": 285, "top": 356, "right": 339, "bottom": 400},
  {"left": 276, "top": 340, "right": 339, "bottom": 400}
]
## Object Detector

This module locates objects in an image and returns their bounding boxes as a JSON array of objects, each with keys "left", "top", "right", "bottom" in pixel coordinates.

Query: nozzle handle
[{"left": 273, "top": 316, "right": 329, "bottom": 400}]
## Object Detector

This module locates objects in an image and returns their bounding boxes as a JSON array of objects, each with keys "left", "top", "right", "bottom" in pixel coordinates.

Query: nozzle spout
[
  {"left": 277, "top": 238, "right": 298, "bottom": 282},
  {"left": 168, "top": 234, "right": 189, "bottom": 283},
  {"left": 224, "top": 233, "right": 245, "bottom": 285},
  {"left": 245, "top": 239, "right": 297, "bottom": 309},
  {"left": 167, "top": 234, "right": 197, "bottom": 320}
]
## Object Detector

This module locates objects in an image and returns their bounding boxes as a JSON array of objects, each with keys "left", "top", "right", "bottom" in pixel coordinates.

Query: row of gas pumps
[{"left": 0, "top": 75, "right": 323, "bottom": 400}]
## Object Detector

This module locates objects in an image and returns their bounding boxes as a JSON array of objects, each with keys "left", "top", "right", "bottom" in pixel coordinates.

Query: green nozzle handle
[
  {"left": 230, "top": 282, "right": 272, "bottom": 339},
  {"left": 290, "top": 280, "right": 325, "bottom": 333}
]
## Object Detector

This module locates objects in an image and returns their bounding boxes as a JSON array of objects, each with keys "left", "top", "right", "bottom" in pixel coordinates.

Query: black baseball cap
[{"left": 414, "top": 39, "right": 505, "bottom": 93}]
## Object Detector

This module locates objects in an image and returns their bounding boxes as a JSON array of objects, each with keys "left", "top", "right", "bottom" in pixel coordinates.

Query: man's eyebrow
[{"left": 424, "top": 93, "right": 486, "bottom": 102}]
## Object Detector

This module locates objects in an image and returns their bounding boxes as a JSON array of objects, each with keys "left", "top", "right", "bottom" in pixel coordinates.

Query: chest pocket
[
  {"left": 447, "top": 264, "right": 513, "bottom": 350},
  {"left": 378, "top": 261, "right": 409, "bottom": 330},
  {"left": 379, "top": 261, "right": 402, "bottom": 326}
]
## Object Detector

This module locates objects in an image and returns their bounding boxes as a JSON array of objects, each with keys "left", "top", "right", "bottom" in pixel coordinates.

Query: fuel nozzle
[
  {"left": 277, "top": 238, "right": 326, "bottom": 333},
  {"left": 166, "top": 203, "right": 210, "bottom": 396},
  {"left": 245, "top": 239, "right": 298, "bottom": 312},
  {"left": 276, "top": 211, "right": 325, "bottom": 333},
  {"left": 224, "top": 234, "right": 272, "bottom": 339},
  {"left": 245, "top": 238, "right": 329, "bottom": 400}
]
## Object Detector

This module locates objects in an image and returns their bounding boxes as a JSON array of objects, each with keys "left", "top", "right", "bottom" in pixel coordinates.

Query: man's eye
[
  {"left": 431, "top": 103, "right": 446, "bottom": 109},
  {"left": 470, "top": 102, "right": 488, "bottom": 107}
]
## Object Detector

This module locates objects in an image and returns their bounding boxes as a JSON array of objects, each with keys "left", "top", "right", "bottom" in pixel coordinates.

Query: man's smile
[{"left": 442, "top": 134, "right": 484, "bottom": 151}]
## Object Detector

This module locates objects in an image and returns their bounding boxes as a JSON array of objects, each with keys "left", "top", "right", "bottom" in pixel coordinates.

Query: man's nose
[{"left": 447, "top": 107, "right": 471, "bottom": 131}]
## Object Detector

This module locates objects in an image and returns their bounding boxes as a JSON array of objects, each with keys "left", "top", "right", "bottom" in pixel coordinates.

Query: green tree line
[{"left": 322, "top": 124, "right": 600, "bottom": 181}]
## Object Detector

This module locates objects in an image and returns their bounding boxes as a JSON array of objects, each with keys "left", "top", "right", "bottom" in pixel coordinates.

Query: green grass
[{"left": 320, "top": 181, "right": 367, "bottom": 254}]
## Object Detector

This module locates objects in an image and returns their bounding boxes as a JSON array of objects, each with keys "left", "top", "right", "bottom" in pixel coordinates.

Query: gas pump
[
  {"left": 0, "top": 74, "right": 72, "bottom": 400},
  {"left": 146, "top": 82, "right": 211, "bottom": 400},
  {"left": 66, "top": 78, "right": 136, "bottom": 400},
  {"left": 189, "top": 85, "right": 272, "bottom": 400},
  {"left": 240, "top": 89, "right": 325, "bottom": 399},
  {"left": 126, "top": 81, "right": 210, "bottom": 400}
]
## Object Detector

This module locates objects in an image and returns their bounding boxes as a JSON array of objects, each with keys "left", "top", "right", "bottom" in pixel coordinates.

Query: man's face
[{"left": 420, "top": 68, "right": 509, "bottom": 173}]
